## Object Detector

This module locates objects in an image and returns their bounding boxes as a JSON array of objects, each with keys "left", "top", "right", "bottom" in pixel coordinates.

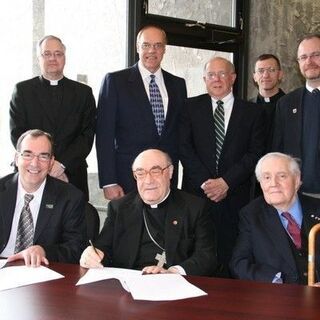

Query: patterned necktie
[
  {"left": 15, "top": 193, "right": 34, "bottom": 253},
  {"left": 149, "top": 74, "right": 165, "bottom": 135},
  {"left": 312, "top": 88, "right": 320, "bottom": 95},
  {"left": 281, "top": 211, "right": 301, "bottom": 249},
  {"left": 214, "top": 100, "right": 225, "bottom": 171}
]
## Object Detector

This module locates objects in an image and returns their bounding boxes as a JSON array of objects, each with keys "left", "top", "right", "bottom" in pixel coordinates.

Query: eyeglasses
[
  {"left": 133, "top": 165, "right": 171, "bottom": 180},
  {"left": 19, "top": 151, "right": 52, "bottom": 162},
  {"left": 205, "top": 71, "right": 230, "bottom": 80},
  {"left": 297, "top": 51, "right": 320, "bottom": 63},
  {"left": 41, "top": 51, "right": 65, "bottom": 59},
  {"left": 255, "top": 67, "right": 279, "bottom": 75},
  {"left": 140, "top": 42, "right": 165, "bottom": 51}
]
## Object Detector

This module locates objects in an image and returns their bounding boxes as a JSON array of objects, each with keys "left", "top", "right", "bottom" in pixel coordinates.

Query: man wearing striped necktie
[{"left": 180, "top": 57, "right": 266, "bottom": 277}]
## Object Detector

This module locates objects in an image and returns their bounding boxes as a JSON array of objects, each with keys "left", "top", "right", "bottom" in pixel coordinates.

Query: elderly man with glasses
[
  {"left": 80, "top": 149, "right": 217, "bottom": 276},
  {"left": 0, "top": 129, "right": 87, "bottom": 267}
]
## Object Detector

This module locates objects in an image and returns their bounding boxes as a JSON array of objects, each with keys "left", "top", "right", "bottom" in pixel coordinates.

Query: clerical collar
[
  {"left": 41, "top": 75, "right": 64, "bottom": 86},
  {"left": 145, "top": 190, "right": 171, "bottom": 209}
]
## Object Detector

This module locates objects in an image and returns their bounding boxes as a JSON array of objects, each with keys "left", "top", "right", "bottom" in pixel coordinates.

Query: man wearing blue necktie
[
  {"left": 230, "top": 152, "right": 320, "bottom": 284},
  {"left": 96, "top": 25, "right": 187, "bottom": 201}
]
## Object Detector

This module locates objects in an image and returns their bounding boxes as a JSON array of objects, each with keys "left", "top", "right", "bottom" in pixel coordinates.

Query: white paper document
[
  {"left": 0, "top": 265, "right": 64, "bottom": 291},
  {"left": 0, "top": 259, "right": 7, "bottom": 269},
  {"left": 125, "top": 273, "right": 207, "bottom": 301},
  {"left": 76, "top": 267, "right": 207, "bottom": 301}
]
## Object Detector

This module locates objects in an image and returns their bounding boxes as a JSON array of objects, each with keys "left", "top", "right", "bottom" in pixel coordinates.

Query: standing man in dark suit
[
  {"left": 180, "top": 57, "right": 266, "bottom": 276},
  {"left": 10, "top": 35, "right": 96, "bottom": 200},
  {"left": 80, "top": 149, "right": 217, "bottom": 276},
  {"left": 272, "top": 34, "right": 320, "bottom": 196},
  {"left": 230, "top": 152, "right": 320, "bottom": 284},
  {"left": 250, "top": 53, "right": 285, "bottom": 151},
  {"left": 0, "top": 129, "right": 86, "bottom": 267},
  {"left": 96, "top": 25, "right": 187, "bottom": 200}
]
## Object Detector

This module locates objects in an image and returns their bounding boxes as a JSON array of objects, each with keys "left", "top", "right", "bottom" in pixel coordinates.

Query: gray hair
[
  {"left": 36, "top": 35, "right": 66, "bottom": 57},
  {"left": 203, "top": 56, "right": 235, "bottom": 76},
  {"left": 255, "top": 152, "right": 301, "bottom": 182},
  {"left": 16, "top": 129, "right": 54, "bottom": 154}
]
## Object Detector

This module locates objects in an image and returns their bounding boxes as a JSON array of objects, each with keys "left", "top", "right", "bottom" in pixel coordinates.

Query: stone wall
[{"left": 247, "top": 0, "right": 320, "bottom": 99}]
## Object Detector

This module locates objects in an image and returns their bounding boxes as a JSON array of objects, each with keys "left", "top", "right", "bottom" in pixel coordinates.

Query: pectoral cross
[{"left": 155, "top": 251, "right": 166, "bottom": 267}]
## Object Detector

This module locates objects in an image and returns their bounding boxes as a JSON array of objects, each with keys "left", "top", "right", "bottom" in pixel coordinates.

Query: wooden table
[{"left": 0, "top": 262, "right": 320, "bottom": 319}]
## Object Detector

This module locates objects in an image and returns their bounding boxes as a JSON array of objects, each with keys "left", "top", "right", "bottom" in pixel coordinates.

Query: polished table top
[{"left": 1, "top": 262, "right": 320, "bottom": 320}]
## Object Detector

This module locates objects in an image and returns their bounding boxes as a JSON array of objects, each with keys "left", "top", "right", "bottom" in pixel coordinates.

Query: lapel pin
[
  {"left": 172, "top": 220, "right": 178, "bottom": 225},
  {"left": 292, "top": 108, "right": 297, "bottom": 114},
  {"left": 46, "top": 204, "right": 54, "bottom": 209}
]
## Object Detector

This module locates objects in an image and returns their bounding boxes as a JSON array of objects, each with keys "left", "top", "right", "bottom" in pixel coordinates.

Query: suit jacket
[
  {"left": 94, "top": 189, "right": 217, "bottom": 276},
  {"left": 230, "top": 195, "right": 320, "bottom": 283},
  {"left": 180, "top": 94, "right": 266, "bottom": 212},
  {"left": 96, "top": 63, "right": 187, "bottom": 192},
  {"left": 9, "top": 76, "right": 96, "bottom": 196},
  {"left": 272, "top": 87, "right": 305, "bottom": 157},
  {"left": 0, "top": 173, "right": 87, "bottom": 263},
  {"left": 249, "top": 89, "right": 285, "bottom": 152}
]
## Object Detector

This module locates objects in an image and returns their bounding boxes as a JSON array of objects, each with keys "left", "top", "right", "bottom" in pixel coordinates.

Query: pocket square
[{"left": 45, "top": 204, "right": 54, "bottom": 209}]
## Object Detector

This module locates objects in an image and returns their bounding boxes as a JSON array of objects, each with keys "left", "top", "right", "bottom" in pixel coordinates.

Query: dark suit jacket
[
  {"left": 272, "top": 87, "right": 305, "bottom": 157},
  {"left": 180, "top": 94, "right": 266, "bottom": 213},
  {"left": 96, "top": 63, "right": 187, "bottom": 192},
  {"left": 0, "top": 173, "right": 87, "bottom": 263},
  {"left": 230, "top": 195, "right": 320, "bottom": 283},
  {"left": 249, "top": 89, "right": 285, "bottom": 152},
  {"left": 9, "top": 76, "right": 96, "bottom": 197},
  {"left": 94, "top": 189, "right": 217, "bottom": 276}
]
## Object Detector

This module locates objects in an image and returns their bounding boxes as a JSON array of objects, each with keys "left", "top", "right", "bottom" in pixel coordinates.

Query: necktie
[
  {"left": 281, "top": 211, "right": 301, "bottom": 249},
  {"left": 312, "top": 88, "right": 320, "bottom": 95},
  {"left": 214, "top": 100, "right": 225, "bottom": 171},
  {"left": 15, "top": 194, "right": 34, "bottom": 253},
  {"left": 149, "top": 74, "right": 165, "bottom": 135}
]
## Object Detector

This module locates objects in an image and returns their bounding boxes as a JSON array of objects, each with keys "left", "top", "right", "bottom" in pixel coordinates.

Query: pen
[{"left": 89, "top": 239, "right": 100, "bottom": 256}]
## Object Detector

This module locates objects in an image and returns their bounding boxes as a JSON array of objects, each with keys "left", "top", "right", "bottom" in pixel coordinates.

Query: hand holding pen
[{"left": 80, "top": 240, "right": 104, "bottom": 269}]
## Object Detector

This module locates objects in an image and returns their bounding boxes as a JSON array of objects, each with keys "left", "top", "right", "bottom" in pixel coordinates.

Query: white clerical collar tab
[{"left": 50, "top": 80, "right": 59, "bottom": 86}]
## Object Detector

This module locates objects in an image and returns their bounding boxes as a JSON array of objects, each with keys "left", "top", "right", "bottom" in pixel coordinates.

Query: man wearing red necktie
[{"left": 230, "top": 152, "right": 320, "bottom": 284}]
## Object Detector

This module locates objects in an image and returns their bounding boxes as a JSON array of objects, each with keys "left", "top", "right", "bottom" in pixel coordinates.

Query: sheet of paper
[
  {"left": 125, "top": 273, "right": 207, "bottom": 301},
  {"left": 0, "top": 265, "right": 64, "bottom": 291},
  {"left": 0, "top": 259, "right": 7, "bottom": 269},
  {"left": 77, "top": 267, "right": 207, "bottom": 301},
  {"left": 76, "top": 267, "right": 141, "bottom": 286}
]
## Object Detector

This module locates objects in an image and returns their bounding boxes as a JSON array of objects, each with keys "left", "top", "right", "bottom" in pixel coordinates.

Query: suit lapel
[
  {"left": 263, "top": 204, "right": 297, "bottom": 272},
  {"left": 0, "top": 174, "right": 19, "bottom": 247},
  {"left": 33, "top": 178, "right": 57, "bottom": 242},
  {"left": 222, "top": 99, "right": 242, "bottom": 154},
  {"left": 128, "top": 65, "right": 159, "bottom": 137},
  {"left": 291, "top": 88, "right": 304, "bottom": 157},
  {"left": 199, "top": 95, "right": 217, "bottom": 175}
]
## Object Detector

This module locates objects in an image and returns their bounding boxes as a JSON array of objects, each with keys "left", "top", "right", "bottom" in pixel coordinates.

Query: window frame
[{"left": 127, "top": 0, "right": 249, "bottom": 98}]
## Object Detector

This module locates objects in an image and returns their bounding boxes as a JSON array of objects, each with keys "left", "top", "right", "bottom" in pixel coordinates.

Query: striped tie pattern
[
  {"left": 214, "top": 100, "right": 225, "bottom": 171},
  {"left": 281, "top": 211, "right": 301, "bottom": 249},
  {"left": 149, "top": 74, "right": 165, "bottom": 135},
  {"left": 15, "top": 193, "right": 34, "bottom": 253}
]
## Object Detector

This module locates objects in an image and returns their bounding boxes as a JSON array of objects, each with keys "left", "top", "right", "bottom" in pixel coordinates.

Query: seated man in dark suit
[
  {"left": 80, "top": 149, "right": 217, "bottom": 276},
  {"left": 0, "top": 129, "right": 87, "bottom": 267},
  {"left": 230, "top": 152, "right": 320, "bottom": 284}
]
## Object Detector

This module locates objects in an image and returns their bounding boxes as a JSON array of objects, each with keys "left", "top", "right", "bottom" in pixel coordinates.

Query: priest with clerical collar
[{"left": 80, "top": 149, "right": 217, "bottom": 276}]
